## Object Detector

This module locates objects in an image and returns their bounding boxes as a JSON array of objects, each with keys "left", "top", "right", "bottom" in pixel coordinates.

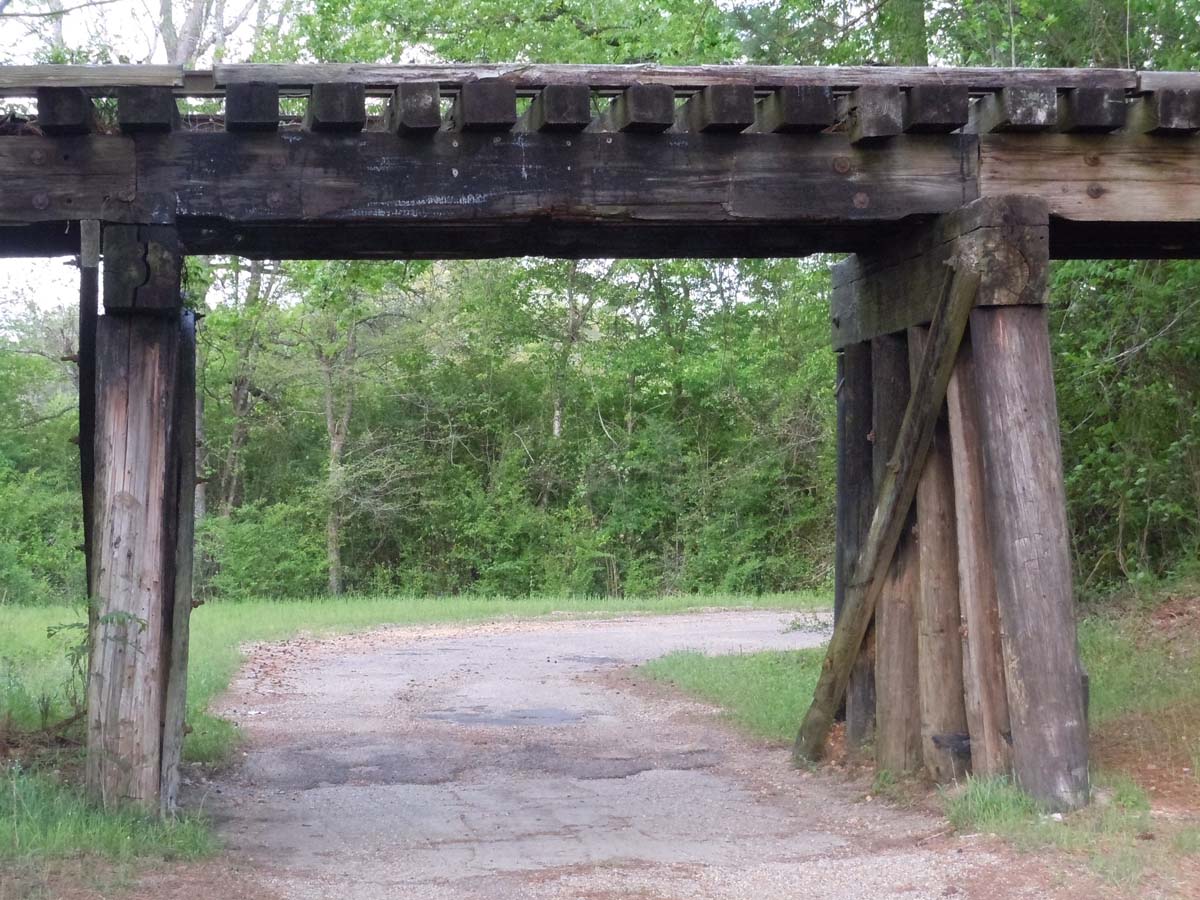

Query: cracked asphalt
[{"left": 196, "top": 610, "right": 1098, "bottom": 899}]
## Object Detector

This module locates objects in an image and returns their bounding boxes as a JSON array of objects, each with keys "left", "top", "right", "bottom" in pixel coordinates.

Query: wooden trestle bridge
[{"left": 2, "top": 62, "right": 1198, "bottom": 816}]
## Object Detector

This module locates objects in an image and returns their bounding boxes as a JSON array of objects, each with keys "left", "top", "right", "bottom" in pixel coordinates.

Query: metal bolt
[
  {"left": 32, "top": 192, "right": 50, "bottom": 210},
  {"left": 29, "top": 149, "right": 46, "bottom": 166},
  {"left": 833, "top": 156, "right": 851, "bottom": 175},
  {"left": 852, "top": 192, "right": 870, "bottom": 209}
]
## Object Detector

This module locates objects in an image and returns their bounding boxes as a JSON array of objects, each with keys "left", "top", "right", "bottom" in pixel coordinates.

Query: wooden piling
[
  {"left": 86, "top": 225, "right": 187, "bottom": 811},
  {"left": 945, "top": 334, "right": 1012, "bottom": 778},
  {"left": 836, "top": 343, "right": 876, "bottom": 749},
  {"left": 970, "top": 304, "right": 1089, "bottom": 811},
  {"left": 160, "top": 311, "right": 196, "bottom": 815},
  {"left": 908, "top": 327, "right": 969, "bottom": 784},
  {"left": 871, "top": 333, "right": 922, "bottom": 774}
]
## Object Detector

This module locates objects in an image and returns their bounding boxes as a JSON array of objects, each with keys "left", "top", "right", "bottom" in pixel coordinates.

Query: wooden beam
[
  {"left": 945, "top": 334, "right": 1012, "bottom": 778},
  {"left": 751, "top": 86, "right": 835, "bottom": 133},
  {"left": 160, "top": 310, "right": 196, "bottom": 815},
  {"left": 903, "top": 85, "right": 970, "bottom": 133},
  {"left": 78, "top": 221, "right": 99, "bottom": 596},
  {"left": 448, "top": 80, "right": 518, "bottom": 131},
  {"left": 839, "top": 86, "right": 903, "bottom": 143},
  {"left": 117, "top": 87, "right": 179, "bottom": 133},
  {"left": 872, "top": 332, "right": 922, "bottom": 775},
  {"left": 36, "top": 87, "right": 96, "bottom": 135},
  {"left": 213, "top": 63, "right": 1138, "bottom": 93},
  {"left": 794, "top": 263, "right": 982, "bottom": 763},
  {"left": 978, "top": 134, "right": 1200, "bottom": 223},
  {"left": 908, "top": 326, "right": 969, "bottom": 784},
  {"left": 304, "top": 83, "right": 366, "bottom": 132},
  {"left": 591, "top": 84, "right": 675, "bottom": 132},
  {"left": 0, "top": 64, "right": 183, "bottom": 98},
  {"left": 676, "top": 83, "right": 756, "bottom": 133},
  {"left": 1056, "top": 87, "right": 1126, "bottom": 133},
  {"left": 971, "top": 304, "right": 1089, "bottom": 811},
  {"left": 969, "top": 87, "right": 1058, "bottom": 132},
  {"left": 519, "top": 84, "right": 592, "bottom": 132},
  {"left": 224, "top": 82, "right": 280, "bottom": 132},
  {"left": 836, "top": 342, "right": 876, "bottom": 750},
  {"left": 831, "top": 196, "right": 1048, "bottom": 349},
  {"left": 387, "top": 82, "right": 442, "bottom": 134},
  {"left": 1125, "top": 89, "right": 1200, "bottom": 134},
  {"left": 0, "top": 137, "right": 136, "bottom": 225},
  {"left": 102, "top": 225, "right": 183, "bottom": 313},
  {"left": 87, "top": 312, "right": 182, "bottom": 809},
  {"left": 129, "top": 132, "right": 976, "bottom": 235}
]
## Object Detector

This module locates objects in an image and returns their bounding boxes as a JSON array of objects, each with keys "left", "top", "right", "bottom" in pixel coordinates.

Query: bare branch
[{"left": 0, "top": 0, "right": 122, "bottom": 16}]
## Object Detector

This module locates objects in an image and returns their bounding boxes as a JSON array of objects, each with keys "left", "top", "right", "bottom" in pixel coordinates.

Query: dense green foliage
[{"left": 2, "top": 0, "right": 1200, "bottom": 601}]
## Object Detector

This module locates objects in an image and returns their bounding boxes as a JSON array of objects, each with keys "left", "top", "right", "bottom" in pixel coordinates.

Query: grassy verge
[
  {"left": 0, "top": 590, "right": 821, "bottom": 867},
  {"left": 639, "top": 585, "right": 1200, "bottom": 888},
  {"left": 642, "top": 647, "right": 825, "bottom": 742}
]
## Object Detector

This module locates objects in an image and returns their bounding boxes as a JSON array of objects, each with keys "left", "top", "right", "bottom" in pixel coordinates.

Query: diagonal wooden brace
[{"left": 794, "top": 262, "right": 980, "bottom": 763}]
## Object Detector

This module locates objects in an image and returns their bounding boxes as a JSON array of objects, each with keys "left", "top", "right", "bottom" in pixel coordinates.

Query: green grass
[
  {"left": 943, "top": 773, "right": 1162, "bottom": 885},
  {"left": 0, "top": 766, "right": 215, "bottom": 862},
  {"left": 641, "top": 646, "right": 825, "bottom": 742}
]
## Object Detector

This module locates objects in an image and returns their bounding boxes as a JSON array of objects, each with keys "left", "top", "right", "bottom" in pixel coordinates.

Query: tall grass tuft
[{"left": 0, "top": 765, "right": 216, "bottom": 861}]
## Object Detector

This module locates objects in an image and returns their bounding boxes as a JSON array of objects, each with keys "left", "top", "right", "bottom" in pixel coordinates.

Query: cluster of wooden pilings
[
  {"left": 81, "top": 223, "right": 197, "bottom": 814},
  {"left": 794, "top": 196, "right": 1090, "bottom": 813}
]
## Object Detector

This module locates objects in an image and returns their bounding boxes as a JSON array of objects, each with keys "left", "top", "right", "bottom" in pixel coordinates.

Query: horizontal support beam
[
  {"left": 0, "top": 65, "right": 183, "bottom": 98},
  {"left": 831, "top": 196, "right": 1048, "bottom": 347},
  {"left": 979, "top": 133, "right": 1200, "bottom": 222},
  {"left": 213, "top": 64, "right": 1138, "bottom": 94},
  {"left": 18, "top": 130, "right": 972, "bottom": 227}
]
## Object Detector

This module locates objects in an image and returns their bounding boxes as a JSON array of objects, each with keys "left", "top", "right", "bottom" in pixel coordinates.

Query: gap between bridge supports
[
  {"left": 803, "top": 195, "right": 1089, "bottom": 812},
  {"left": 86, "top": 224, "right": 195, "bottom": 812}
]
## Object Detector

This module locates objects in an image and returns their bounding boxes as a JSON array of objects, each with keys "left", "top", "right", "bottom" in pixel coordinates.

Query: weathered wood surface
[
  {"left": 1057, "top": 87, "right": 1127, "bottom": 133},
  {"left": 78, "top": 221, "right": 99, "bottom": 594},
  {"left": 794, "top": 264, "right": 982, "bottom": 762},
  {"left": 971, "top": 304, "right": 1089, "bottom": 812},
  {"left": 750, "top": 86, "right": 834, "bottom": 133},
  {"left": 908, "top": 326, "right": 969, "bottom": 784},
  {"left": 213, "top": 63, "right": 1138, "bottom": 92},
  {"left": 0, "top": 64, "right": 183, "bottom": 97},
  {"left": 831, "top": 196, "right": 1048, "bottom": 348},
  {"left": 978, "top": 134, "right": 1200, "bottom": 222},
  {"left": 0, "top": 137, "right": 135, "bottom": 224},
  {"left": 968, "top": 87, "right": 1058, "bottom": 133},
  {"left": 519, "top": 84, "right": 591, "bottom": 132},
  {"left": 945, "top": 335, "right": 1012, "bottom": 778},
  {"left": 835, "top": 343, "right": 875, "bottom": 749},
  {"left": 160, "top": 311, "right": 196, "bottom": 816},
  {"left": 839, "top": 86, "right": 903, "bottom": 144},
  {"left": 137, "top": 131, "right": 977, "bottom": 229},
  {"left": 871, "top": 332, "right": 922, "bottom": 774},
  {"left": 102, "top": 226, "right": 183, "bottom": 313},
  {"left": 86, "top": 313, "right": 181, "bottom": 808},
  {"left": 304, "top": 83, "right": 366, "bottom": 132}
]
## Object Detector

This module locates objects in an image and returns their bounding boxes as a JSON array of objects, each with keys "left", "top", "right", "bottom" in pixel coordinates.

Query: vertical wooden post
[
  {"left": 871, "top": 333, "right": 922, "bottom": 774},
  {"left": 836, "top": 342, "right": 876, "bottom": 749},
  {"left": 79, "top": 221, "right": 99, "bottom": 595},
  {"left": 161, "top": 311, "right": 197, "bottom": 815},
  {"left": 971, "top": 304, "right": 1090, "bottom": 812},
  {"left": 86, "top": 225, "right": 185, "bottom": 810},
  {"left": 945, "top": 335, "right": 1012, "bottom": 778},
  {"left": 909, "top": 327, "right": 969, "bottom": 783}
]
